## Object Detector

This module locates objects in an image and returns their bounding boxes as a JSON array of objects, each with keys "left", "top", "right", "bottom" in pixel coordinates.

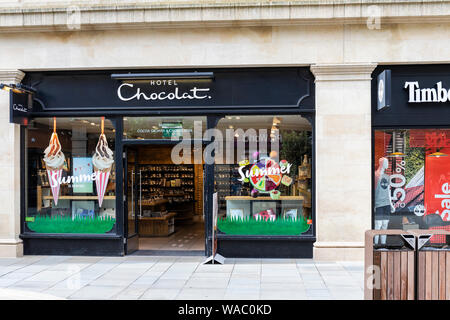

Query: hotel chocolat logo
[
  {"left": 12, "top": 103, "right": 27, "bottom": 113},
  {"left": 117, "top": 79, "right": 212, "bottom": 102},
  {"left": 404, "top": 81, "right": 450, "bottom": 103}
]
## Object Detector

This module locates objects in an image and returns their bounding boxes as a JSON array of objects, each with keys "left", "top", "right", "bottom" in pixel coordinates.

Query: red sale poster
[{"left": 424, "top": 154, "right": 450, "bottom": 221}]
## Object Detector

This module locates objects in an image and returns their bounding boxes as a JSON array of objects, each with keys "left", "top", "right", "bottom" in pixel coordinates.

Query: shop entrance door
[
  {"left": 122, "top": 143, "right": 206, "bottom": 255},
  {"left": 124, "top": 146, "right": 139, "bottom": 254}
]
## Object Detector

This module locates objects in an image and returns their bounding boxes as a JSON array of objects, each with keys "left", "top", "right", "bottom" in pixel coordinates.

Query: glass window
[
  {"left": 214, "top": 115, "right": 313, "bottom": 236},
  {"left": 25, "top": 117, "right": 116, "bottom": 234},
  {"left": 374, "top": 129, "right": 450, "bottom": 246},
  {"left": 123, "top": 116, "right": 206, "bottom": 140}
]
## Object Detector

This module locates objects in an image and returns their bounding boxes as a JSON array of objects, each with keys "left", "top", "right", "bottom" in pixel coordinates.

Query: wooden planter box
[
  {"left": 373, "top": 249, "right": 415, "bottom": 300},
  {"left": 365, "top": 230, "right": 416, "bottom": 300},
  {"left": 366, "top": 229, "right": 450, "bottom": 300},
  {"left": 417, "top": 249, "right": 450, "bottom": 300}
]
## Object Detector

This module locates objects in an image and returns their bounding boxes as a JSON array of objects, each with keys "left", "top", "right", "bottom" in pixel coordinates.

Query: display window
[
  {"left": 214, "top": 115, "right": 313, "bottom": 236},
  {"left": 25, "top": 117, "right": 116, "bottom": 234},
  {"left": 374, "top": 129, "right": 450, "bottom": 245}
]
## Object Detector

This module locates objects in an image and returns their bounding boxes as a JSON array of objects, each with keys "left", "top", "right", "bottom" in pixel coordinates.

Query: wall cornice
[
  {"left": 0, "top": 1, "right": 449, "bottom": 32},
  {"left": 0, "top": 70, "right": 25, "bottom": 83},
  {"left": 311, "top": 63, "right": 377, "bottom": 82}
]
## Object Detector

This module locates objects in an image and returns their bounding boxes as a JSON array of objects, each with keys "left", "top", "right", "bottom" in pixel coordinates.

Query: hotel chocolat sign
[
  {"left": 10, "top": 90, "right": 32, "bottom": 125},
  {"left": 24, "top": 68, "right": 314, "bottom": 114},
  {"left": 117, "top": 79, "right": 212, "bottom": 102}
]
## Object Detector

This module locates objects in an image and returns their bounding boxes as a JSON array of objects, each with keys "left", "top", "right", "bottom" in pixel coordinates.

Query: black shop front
[
  {"left": 372, "top": 64, "right": 450, "bottom": 247},
  {"left": 18, "top": 67, "right": 316, "bottom": 258}
]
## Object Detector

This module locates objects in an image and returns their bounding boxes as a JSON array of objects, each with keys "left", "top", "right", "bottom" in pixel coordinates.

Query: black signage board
[
  {"left": 22, "top": 68, "right": 315, "bottom": 116},
  {"left": 9, "top": 90, "right": 32, "bottom": 125},
  {"left": 372, "top": 64, "right": 450, "bottom": 127},
  {"left": 377, "top": 69, "right": 391, "bottom": 111}
]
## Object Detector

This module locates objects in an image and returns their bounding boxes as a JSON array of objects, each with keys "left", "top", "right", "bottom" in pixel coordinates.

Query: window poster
[
  {"left": 424, "top": 154, "right": 450, "bottom": 222},
  {"left": 72, "top": 157, "right": 94, "bottom": 193}
]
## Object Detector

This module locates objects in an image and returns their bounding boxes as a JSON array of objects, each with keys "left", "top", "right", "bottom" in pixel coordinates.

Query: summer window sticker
[
  {"left": 218, "top": 151, "right": 310, "bottom": 235},
  {"left": 92, "top": 117, "right": 114, "bottom": 207},
  {"left": 43, "top": 117, "right": 65, "bottom": 205}
]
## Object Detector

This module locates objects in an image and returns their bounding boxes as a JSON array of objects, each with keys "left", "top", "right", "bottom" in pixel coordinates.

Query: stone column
[
  {"left": 310, "top": 63, "right": 377, "bottom": 261},
  {"left": 0, "top": 70, "right": 25, "bottom": 257}
]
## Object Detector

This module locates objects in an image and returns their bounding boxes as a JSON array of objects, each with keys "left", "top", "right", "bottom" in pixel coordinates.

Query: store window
[
  {"left": 25, "top": 117, "right": 116, "bottom": 234},
  {"left": 374, "top": 129, "right": 450, "bottom": 245},
  {"left": 214, "top": 115, "right": 313, "bottom": 236},
  {"left": 123, "top": 116, "right": 206, "bottom": 140}
]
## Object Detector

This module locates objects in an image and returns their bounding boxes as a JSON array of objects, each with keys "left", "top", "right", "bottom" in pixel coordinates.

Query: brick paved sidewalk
[{"left": 0, "top": 255, "right": 364, "bottom": 300}]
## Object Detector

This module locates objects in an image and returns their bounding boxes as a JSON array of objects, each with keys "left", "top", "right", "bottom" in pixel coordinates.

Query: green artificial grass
[
  {"left": 27, "top": 216, "right": 115, "bottom": 234},
  {"left": 217, "top": 216, "right": 310, "bottom": 236}
]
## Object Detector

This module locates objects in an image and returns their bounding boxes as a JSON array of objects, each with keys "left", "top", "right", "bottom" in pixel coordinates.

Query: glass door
[{"left": 124, "top": 146, "right": 139, "bottom": 254}]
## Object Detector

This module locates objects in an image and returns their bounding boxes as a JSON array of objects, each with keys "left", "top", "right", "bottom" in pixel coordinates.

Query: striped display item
[
  {"left": 95, "top": 170, "right": 110, "bottom": 208},
  {"left": 47, "top": 169, "right": 62, "bottom": 205},
  {"left": 429, "top": 226, "right": 450, "bottom": 244}
]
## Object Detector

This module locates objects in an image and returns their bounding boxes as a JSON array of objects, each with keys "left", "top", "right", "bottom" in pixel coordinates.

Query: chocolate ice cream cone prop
[
  {"left": 43, "top": 118, "right": 65, "bottom": 206},
  {"left": 93, "top": 117, "right": 114, "bottom": 208}
]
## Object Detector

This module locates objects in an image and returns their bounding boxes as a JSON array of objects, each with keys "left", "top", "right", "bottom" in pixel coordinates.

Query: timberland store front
[
  {"left": 372, "top": 65, "right": 450, "bottom": 245},
  {"left": 14, "top": 68, "right": 316, "bottom": 258}
]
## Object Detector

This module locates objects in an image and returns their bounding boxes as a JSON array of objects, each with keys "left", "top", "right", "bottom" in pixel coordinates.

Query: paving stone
[
  {"left": 69, "top": 285, "right": 126, "bottom": 300},
  {"left": 0, "top": 256, "right": 365, "bottom": 300},
  {"left": 185, "top": 278, "right": 230, "bottom": 289},
  {"left": 260, "top": 289, "right": 307, "bottom": 300},
  {"left": 176, "top": 288, "right": 226, "bottom": 300},
  {"left": 151, "top": 279, "right": 187, "bottom": 289},
  {"left": 140, "top": 288, "right": 181, "bottom": 300},
  {"left": 306, "top": 289, "right": 332, "bottom": 298}
]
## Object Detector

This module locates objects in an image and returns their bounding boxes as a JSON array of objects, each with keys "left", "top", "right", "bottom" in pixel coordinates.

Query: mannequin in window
[{"left": 374, "top": 157, "right": 392, "bottom": 245}]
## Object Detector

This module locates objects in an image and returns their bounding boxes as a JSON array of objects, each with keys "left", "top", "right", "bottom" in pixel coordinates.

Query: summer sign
[{"left": 238, "top": 151, "right": 293, "bottom": 200}]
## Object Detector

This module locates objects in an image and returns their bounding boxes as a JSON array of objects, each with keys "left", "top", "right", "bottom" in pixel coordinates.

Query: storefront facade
[
  {"left": 17, "top": 68, "right": 316, "bottom": 258},
  {"left": 372, "top": 65, "right": 450, "bottom": 245},
  {"left": 0, "top": 0, "right": 449, "bottom": 260}
]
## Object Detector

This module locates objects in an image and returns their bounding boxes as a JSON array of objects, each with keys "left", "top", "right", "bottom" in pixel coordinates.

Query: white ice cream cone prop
[
  {"left": 43, "top": 118, "right": 65, "bottom": 206},
  {"left": 93, "top": 117, "right": 114, "bottom": 208},
  {"left": 47, "top": 168, "right": 62, "bottom": 205},
  {"left": 95, "top": 167, "right": 110, "bottom": 208}
]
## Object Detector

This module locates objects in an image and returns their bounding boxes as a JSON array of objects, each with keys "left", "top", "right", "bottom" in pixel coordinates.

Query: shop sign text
[
  {"left": 117, "top": 80, "right": 211, "bottom": 102},
  {"left": 404, "top": 81, "right": 450, "bottom": 103}
]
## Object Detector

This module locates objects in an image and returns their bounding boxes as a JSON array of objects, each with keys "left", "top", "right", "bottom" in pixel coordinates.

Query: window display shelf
[
  {"left": 225, "top": 196, "right": 304, "bottom": 201},
  {"left": 43, "top": 195, "right": 116, "bottom": 200}
]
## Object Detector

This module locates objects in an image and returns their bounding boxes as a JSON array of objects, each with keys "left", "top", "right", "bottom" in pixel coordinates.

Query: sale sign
[{"left": 424, "top": 154, "right": 450, "bottom": 221}]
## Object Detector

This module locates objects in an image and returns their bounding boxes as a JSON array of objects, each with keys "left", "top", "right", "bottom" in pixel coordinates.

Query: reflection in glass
[{"left": 123, "top": 116, "right": 206, "bottom": 140}]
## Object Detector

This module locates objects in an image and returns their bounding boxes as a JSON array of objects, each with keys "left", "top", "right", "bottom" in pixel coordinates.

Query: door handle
[
  {"left": 139, "top": 170, "right": 142, "bottom": 218},
  {"left": 131, "top": 170, "right": 134, "bottom": 218}
]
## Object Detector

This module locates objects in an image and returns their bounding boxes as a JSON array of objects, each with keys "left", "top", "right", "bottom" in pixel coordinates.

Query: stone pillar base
[
  {"left": 313, "top": 242, "right": 364, "bottom": 261},
  {"left": 0, "top": 239, "right": 23, "bottom": 258}
]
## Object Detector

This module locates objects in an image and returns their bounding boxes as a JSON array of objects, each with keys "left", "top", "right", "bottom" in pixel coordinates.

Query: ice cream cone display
[
  {"left": 92, "top": 117, "right": 114, "bottom": 208},
  {"left": 43, "top": 117, "right": 65, "bottom": 205}
]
